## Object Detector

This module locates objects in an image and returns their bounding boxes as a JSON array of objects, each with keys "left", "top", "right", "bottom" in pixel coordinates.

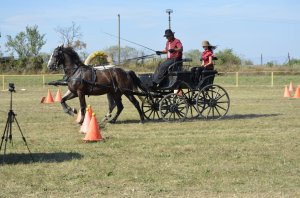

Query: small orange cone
[
  {"left": 289, "top": 81, "right": 294, "bottom": 92},
  {"left": 83, "top": 113, "right": 103, "bottom": 142},
  {"left": 293, "top": 86, "right": 300, "bottom": 98},
  {"left": 43, "top": 89, "right": 54, "bottom": 103},
  {"left": 80, "top": 107, "right": 91, "bottom": 134},
  {"left": 87, "top": 105, "right": 93, "bottom": 117},
  {"left": 55, "top": 89, "right": 62, "bottom": 102},
  {"left": 283, "top": 85, "right": 291, "bottom": 98}
]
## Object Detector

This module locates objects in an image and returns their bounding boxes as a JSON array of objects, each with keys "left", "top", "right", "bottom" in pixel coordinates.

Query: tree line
[{"left": 0, "top": 23, "right": 299, "bottom": 74}]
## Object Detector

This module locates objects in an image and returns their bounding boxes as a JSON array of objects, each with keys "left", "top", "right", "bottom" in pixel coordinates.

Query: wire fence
[{"left": 1, "top": 71, "right": 300, "bottom": 90}]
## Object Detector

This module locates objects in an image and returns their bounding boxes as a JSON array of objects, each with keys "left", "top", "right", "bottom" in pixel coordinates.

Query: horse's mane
[{"left": 63, "top": 47, "right": 85, "bottom": 66}]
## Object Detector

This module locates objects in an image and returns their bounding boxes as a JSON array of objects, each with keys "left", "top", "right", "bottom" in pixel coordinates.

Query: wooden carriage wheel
[
  {"left": 141, "top": 96, "right": 162, "bottom": 120},
  {"left": 196, "top": 84, "right": 230, "bottom": 119},
  {"left": 159, "top": 93, "right": 188, "bottom": 122}
]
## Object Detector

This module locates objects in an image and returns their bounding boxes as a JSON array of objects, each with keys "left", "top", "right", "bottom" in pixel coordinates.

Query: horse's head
[{"left": 47, "top": 45, "right": 65, "bottom": 71}]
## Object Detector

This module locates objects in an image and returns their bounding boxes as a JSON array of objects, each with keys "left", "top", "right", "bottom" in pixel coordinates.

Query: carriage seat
[{"left": 168, "top": 58, "right": 193, "bottom": 72}]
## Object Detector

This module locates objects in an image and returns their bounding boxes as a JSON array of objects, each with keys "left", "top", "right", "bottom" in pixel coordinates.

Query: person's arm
[
  {"left": 205, "top": 56, "right": 213, "bottom": 66},
  {"left": 201, "top": 60, "right": 205, "bottom": 67}
]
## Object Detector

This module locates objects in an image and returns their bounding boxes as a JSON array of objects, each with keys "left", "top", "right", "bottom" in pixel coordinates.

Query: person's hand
[
  {"left": 168, "top": 49, "right": 175, "bottom": 53},
  {"left": 156, "top": 51, "right": 162, "bottom": 55}
]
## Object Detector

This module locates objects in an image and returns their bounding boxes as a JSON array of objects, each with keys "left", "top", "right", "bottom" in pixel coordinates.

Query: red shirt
[
  {"left": 165, "top": 38, "right": 183, "bottom": 60},
  {"left": 202, "top": 49, "right": 214, "bottom": 65}
]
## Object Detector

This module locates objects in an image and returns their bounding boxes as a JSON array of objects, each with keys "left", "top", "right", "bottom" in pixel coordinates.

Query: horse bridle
[{"left": 51, "top": 47, "right": 65, "bottom": 71}]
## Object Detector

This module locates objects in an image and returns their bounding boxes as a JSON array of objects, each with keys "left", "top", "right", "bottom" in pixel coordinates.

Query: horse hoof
[
  {"left": 108, "top": 120, "right": 116, "bottom": 124},
  {"left": 73, "top": 108, "right": 78, "bottom": 114},
  {"left": 139, "top": 120, "right": 144, "bottom": 124},
  {"left": 68, "top": 111, "right": 75, "bottom": 116}
]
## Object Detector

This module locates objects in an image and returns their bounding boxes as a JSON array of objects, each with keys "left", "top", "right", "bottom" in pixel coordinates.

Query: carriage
[
  {"left": 136, "top": 58, "right": 230, "bottom": 122},
  {"left": 47, "top": 46, "right": 230, "bottom": 124}
]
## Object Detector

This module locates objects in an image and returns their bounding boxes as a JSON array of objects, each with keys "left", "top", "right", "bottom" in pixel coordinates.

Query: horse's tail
[{"left": 127, "top": 70, "right": 147, "bottom": 93}]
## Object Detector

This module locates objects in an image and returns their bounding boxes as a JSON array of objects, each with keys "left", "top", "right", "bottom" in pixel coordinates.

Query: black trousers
[{"left": 153, "top": 58, "right": 181, "bottom": 84}]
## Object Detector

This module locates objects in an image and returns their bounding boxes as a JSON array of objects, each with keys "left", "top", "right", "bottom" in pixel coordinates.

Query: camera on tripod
[{"left": 8, "top": 83, "right": 15, "bottom": 92}]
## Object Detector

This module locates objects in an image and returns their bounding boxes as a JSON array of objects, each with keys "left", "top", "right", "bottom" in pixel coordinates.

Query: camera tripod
[{"left": 0, "top": 88, "right": 33, "bottom": 164}]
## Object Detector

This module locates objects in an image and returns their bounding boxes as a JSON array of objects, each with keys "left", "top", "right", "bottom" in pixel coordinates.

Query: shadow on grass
[
  {"left": 100, "top": 113, "right": 282, "bottom": 126},
  {"left": 0, "top": 152, "right": 83, "bottom": 165},
  {"left": 222, "top": 113, "right": 281, "bottom": 120}
]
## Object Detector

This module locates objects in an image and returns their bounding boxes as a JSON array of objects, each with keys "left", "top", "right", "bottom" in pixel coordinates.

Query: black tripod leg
[
  {"left": 1, "top": 117, "right": 10, "bottom": 164},
  {"left": 14, "top": 117, "right": 34, "bottom": 162}
]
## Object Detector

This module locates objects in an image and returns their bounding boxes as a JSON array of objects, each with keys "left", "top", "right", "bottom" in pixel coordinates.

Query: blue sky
[{"left": 1, "top": 0, "right": 299, "bottom": 64}]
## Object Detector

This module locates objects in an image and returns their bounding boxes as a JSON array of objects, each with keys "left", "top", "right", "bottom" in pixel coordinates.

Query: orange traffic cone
[
  {"left": 289, "top": 81, "right": 294, "bottom": 92},
  {"left": 283, "top": 85, "right": 291, "bottom": 98},
  {"left": 293, "top": 86, "right": 300, "bottom": 98},
  {"left": 80, "top": 107, "right": 91, "bottom": 134},
  {"left": 83, "top": 113, "right": 103, "bottom": 142},
  {"left": 76, "top": 111, "right": 82, "bottom": 123},
  {"left": 55, "top": 89, "right": 62, "bottom": 102},
  {"left": 43, "top": 89, "right": 54, "bottom": 103},
  {"left": 87, "top": 105, "right": 93, "bottom": 117}
]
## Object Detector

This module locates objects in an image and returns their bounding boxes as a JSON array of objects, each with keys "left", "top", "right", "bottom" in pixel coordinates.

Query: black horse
[{"left": 47, "top": 45, "right": 146, "bottom": 124}]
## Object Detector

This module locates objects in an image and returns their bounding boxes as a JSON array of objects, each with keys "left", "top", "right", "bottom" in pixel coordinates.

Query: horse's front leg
[
  {"left": 61, "top": 89, "right": 78, "bottom": 115},
  {"left": 77, "top": 92, "right": 87, "bottom": 125}
]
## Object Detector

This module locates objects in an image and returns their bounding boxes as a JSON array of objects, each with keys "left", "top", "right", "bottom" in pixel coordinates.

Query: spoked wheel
[
  {"left": 196, "top": 84, "right": 230, "bottom": 119},
  {"left": 141, "top": 96, "right": 162, "bottom": 120},
  {"left": 182, "top": 89, "right": 200, "bottom": 118},
  {"left": 159, "top": 93, "right": 188, "bottom": 122}
]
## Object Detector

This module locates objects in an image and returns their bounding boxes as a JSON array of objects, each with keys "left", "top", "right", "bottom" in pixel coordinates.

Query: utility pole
[
  {"left": 288, "top": 52, "right": 291, "bottom": 65},
  {"left": 260, "top": 53, "right": 263, "bottom": 66},
  {"left": 118, "top": 14, "right": 121, "bottom": 65},
  {"left": 166, "top": 9, "right": 173, "bottom": 29}
]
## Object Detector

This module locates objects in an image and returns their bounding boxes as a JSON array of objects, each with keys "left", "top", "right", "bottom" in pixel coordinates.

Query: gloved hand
[
  {"left": 168, "top": 49, "right": 175, "bottom": 53},
  {"left": 156, "top": 51, "right": 162, "bottom": 55}
]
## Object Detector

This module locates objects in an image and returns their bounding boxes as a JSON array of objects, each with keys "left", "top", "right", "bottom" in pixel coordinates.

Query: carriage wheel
[
  {"left": 141, "top": 96, "right": 162, "bottom": 120},
  {"left": 182, "top": 89, "right": 200, "bottom": 118},
  {"left": 196, "top": 84, "right": 230, "bottom": 119},
  {"left": 159, "top": 93, "right": 188, "bottom": 122}
]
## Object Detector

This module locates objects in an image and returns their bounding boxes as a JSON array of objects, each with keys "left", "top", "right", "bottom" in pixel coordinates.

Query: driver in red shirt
[{"left": 152, "top": 29, "right": 183, "bottom": 88}]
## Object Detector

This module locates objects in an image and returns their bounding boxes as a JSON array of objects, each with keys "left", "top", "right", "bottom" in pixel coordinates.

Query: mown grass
[{"left": 0, "top": 78, "right": 299, "bottom": 197}]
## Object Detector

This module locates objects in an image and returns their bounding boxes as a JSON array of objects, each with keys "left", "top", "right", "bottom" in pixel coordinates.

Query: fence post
[
  {"left": 2, "top": 75, "right": 4, "bottom": 91},
  {"left": 236, "top": 72, "right": 239, "bottom": 87},
  {"left": 43, "top": 75, "right": 45, "bottom": 88},
  {"left": 271, "top": 71, "right": 274, "bottom": 87}
]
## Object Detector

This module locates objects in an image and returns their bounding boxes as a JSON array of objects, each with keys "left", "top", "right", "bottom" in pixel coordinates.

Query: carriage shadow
[
  {"left": 219, "top": 113, "right": 281, "bottom": 120},
  {"left": 0, "top": 152, "right": 83, "bottom": 165}
]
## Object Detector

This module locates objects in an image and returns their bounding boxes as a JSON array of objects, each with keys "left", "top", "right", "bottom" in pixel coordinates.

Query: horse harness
[{"left": 64, "top": 64, "right": 119, "bottom": 95}]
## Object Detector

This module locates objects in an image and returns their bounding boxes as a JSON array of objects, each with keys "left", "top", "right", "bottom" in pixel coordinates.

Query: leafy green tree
[
  {"left": 26, "top": 25, "right": 46, "bottom": 56},
  {"left": 215, "top": 48, "right": 241, "bottom": 65},
  {"left": 6, "top": 31, "right": 28, "bottom": 57},
  {"left": 5, "top": 25, "right": 46, "bottom": 58},
  {"left": 184, "top": 49, "right": 201, "bottom": 66}
]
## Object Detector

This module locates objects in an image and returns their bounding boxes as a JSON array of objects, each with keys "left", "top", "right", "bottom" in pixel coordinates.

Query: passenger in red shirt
[
  {"left": 191, "top": 40, "right": 217, "bottom": 83},
  {"left": 152, "top": 29, "right": 183, "bottom": 87}
]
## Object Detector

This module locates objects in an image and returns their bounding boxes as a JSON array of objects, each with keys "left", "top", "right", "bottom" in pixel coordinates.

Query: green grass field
[{"left": 0, "top": 77, "right": 299, "bottom": 197}]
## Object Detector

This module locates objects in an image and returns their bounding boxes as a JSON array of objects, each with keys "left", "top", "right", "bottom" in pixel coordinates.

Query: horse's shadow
[{"left": 0, "top": 152, "right": 83, "bottom": 165}]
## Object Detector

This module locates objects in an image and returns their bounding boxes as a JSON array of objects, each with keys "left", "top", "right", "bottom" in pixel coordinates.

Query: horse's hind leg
[
  {"left": 102, "top": 93, "right": 116, "bottom": 122},
  {"left": 61, "top": 90, "right": 78, "bottom": 115},
  {"left": 108, "top": 95, "right": 124, "bottom": 124},
  {"left": 125, "top": 94, "right": 145, "bottom": 123}
]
